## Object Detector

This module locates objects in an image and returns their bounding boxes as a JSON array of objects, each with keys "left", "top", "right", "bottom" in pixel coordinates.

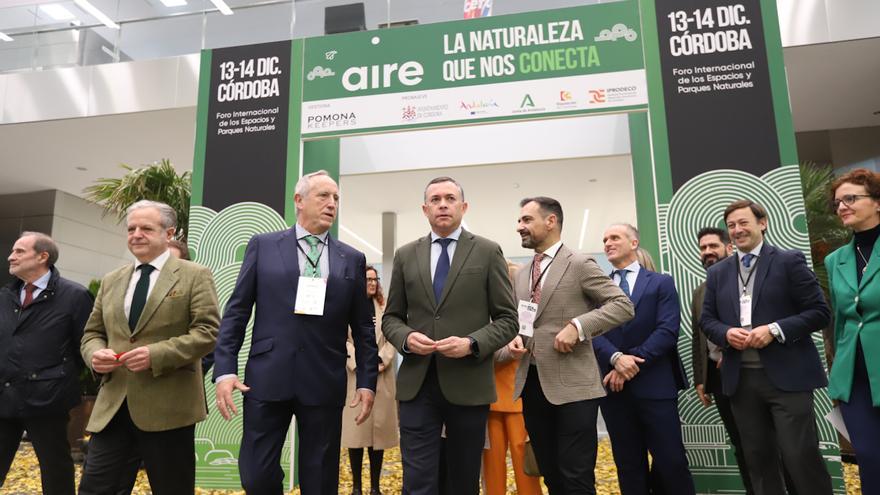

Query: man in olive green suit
[
  {"left": 383, "top": 176, "right": 519, "bottom": 495},
  {"left": 79, "top": 200, "right": 220, "bottom": 495}
]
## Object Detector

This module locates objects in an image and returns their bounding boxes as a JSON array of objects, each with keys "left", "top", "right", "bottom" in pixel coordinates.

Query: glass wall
[{"left": 0, "top": 0, "right": 615, "bottom": 73}]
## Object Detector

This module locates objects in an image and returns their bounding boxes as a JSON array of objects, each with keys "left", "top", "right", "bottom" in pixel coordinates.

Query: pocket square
[{"left": 166, "top": 289, "right": 184, "bottom": 298}]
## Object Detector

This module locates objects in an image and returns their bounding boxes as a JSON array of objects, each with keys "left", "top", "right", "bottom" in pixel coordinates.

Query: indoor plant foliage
[{"left": 84, "top": 159, "right": 192, "bottom": 241}]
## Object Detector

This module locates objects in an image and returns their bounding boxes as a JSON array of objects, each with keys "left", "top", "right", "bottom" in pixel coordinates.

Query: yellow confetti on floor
[{"left": 0, "top": 440, "right": 863, "bottom": 494}]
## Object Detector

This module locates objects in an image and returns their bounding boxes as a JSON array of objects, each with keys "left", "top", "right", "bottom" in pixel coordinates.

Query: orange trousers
[{"left": 482, "top": 411, "right": 543, "bottom": 495}]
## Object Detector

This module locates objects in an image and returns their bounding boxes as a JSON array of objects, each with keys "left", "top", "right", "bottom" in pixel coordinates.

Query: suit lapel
[
  {"left": 416, "top": 235, "right": 435, "bottom": 308},
  {"left": 751, "top": 244, "right": 773, "bottom": 307},
  {"left": 438, "top": 231, "right": 475, "bottom": 307},
  {"left": 629, "top": 267, "right": 649, "bottom": 308},
  {"left": 535, "top": 246, "right": 570, "bottom": 320},
  {"left": 133, "top": 257, "right": 180, "bottom": 336},
  {"left": 722, "top": 255, "right": 741, "bottom": 323},
  {"left": 859, "top": 236, "right": 880, "bottom": 290},
  {"left": 326, "top": 235, "right": 346, "bottom": 290},
  {"left": 837, "top": 239, "right": 858, "bottom": 292},
  {"left": 112, "top": 265, "right": 135, "bottom": 333},
  {"left": 278, "top": 228, "right": 301, "bottom": 294}
]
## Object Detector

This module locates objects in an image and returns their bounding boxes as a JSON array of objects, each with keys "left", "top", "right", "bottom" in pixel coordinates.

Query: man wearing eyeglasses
[{"left": 701, "top": 199, "right": 832, "bottom": 495}]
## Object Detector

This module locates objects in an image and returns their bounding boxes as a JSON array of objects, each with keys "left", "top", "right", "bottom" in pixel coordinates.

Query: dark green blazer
[
  {"left": 382, "top": 230, "right": 518, "bottom": 405},
  {"left": 825, "top": 236, "right": 880, "bottom": 406}
]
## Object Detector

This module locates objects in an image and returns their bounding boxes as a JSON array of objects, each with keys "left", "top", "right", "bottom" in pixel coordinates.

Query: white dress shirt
[
  {"left": 124, "top": 249, "right": 171, "bottom": 319},
  {"left": 19, "top": 269, "right": 51, "bottom": 304}
]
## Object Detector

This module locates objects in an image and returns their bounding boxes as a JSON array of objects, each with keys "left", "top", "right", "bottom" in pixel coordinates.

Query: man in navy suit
[
  {"left": 213, "top": 170, "right": 379, "bottom": 495},
  {"left": 593, "top": 223, "right": 695, "bottom": 495},
  {"left": 701, "top": 199, "right": 832, "bottom": 495}
]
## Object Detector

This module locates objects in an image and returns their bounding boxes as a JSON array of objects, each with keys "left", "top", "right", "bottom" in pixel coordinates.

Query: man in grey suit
[
  {"left": 382, "top": 176, "right": 518, "bottom": 495},
  {"left": 505, "top": 197, "right": 634, "bottom": 494}
]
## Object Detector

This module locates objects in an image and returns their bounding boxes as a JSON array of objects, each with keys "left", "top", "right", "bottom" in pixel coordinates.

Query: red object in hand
[{"left": 114, "top": 352, "right": 124, "bottom": 360}]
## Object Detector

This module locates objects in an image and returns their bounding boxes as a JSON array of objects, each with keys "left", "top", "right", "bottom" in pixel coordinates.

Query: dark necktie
[
  {"left": 531, "top": 253, "right": 546, "bottom": 304},
  {"left": 22, "top": 283, "right": 36, "bottom": 308},
  {"left": 433, "top": 238, "right": 453, "bottom": 303},
  {"left": 303, "top": 235, "right": 322, "bottom": 278},
  {"left": 129, "top": 264, "right": 156, "bottom": 331},
  {"left": 616, "top": 269, "right": 631, "bottom": 298},
  {"left": 741, "top": 253, "right": 756, "bottom": 268}
]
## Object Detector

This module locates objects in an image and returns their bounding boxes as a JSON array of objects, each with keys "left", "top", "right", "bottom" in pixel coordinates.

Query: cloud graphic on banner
[{"left": 594, "top": 23, "right": 638, "bottom": 42}]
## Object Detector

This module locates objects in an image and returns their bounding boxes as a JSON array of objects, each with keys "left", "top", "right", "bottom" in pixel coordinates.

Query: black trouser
[
  {"left": 398, "top": 364, "right": 488, "bottom": 495},
  {"left": 0, "top": 414, "right": 74, "bottom": 495},
  {"left": 78, "top": 402, "right": 195, "bottom": 495},
  {"left": 521, "top": 365, "right": 598, "bottom": 495},
  {"left": 730, "top": 368, "right": 831, "bottom": 495}
]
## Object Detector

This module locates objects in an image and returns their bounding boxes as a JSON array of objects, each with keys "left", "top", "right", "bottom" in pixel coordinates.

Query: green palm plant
[
  {"left": 84, "top": 159, "right": 192, "bottom": 241},
  {"left": 800, "top": 161, "right": 850, "bottom": 292}
]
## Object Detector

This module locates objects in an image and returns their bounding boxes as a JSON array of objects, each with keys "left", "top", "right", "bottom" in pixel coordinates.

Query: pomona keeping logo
[{"left": 306, "top": 112, "right": 357, "bottom": 129}]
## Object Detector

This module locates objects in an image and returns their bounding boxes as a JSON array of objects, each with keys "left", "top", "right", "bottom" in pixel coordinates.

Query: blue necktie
[
  {"left": 741, "top": 253, "right": 756, "bottom": 268},
  {"left": 616, "top": 269, "right": 631, "bottom": 298},
  {"left": 433, "top": 238, "right": 453, "bottom": 303}
]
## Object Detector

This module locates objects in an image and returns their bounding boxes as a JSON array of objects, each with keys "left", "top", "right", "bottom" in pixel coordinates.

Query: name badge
[
  {"left": 739, "top": 294, "right": 752, "bottom": 327},
  {"left": 295, "top": 277, "right": 326, "bottom": 316},
  {"left": 518, "top": 300, "right": 538, "bottom": 337}
]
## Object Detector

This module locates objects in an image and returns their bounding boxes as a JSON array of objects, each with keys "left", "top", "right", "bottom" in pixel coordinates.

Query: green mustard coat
[{"left": 825, "top": 236, "right": 880, "bottom": 406}]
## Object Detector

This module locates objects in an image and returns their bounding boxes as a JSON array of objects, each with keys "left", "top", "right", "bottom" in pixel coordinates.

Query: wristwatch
[
  {"left": 468, "top": 336, "right": 479, "bottom": 358},
  {"left": 768, "top": 322, "right": 784, "bottom": 343}
]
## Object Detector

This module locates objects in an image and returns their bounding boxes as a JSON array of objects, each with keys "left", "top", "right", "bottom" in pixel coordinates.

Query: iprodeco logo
[{"left": 588, "top": 89, "right": 606, "bottom": 104}]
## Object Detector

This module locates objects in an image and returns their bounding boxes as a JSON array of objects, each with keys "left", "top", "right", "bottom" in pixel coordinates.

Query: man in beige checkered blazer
[{"left": 505, "top": 196, "right": 633, "bottom": 495}]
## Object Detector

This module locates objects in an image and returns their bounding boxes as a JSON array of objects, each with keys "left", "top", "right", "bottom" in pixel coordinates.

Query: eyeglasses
[
  {"left": 832, "top": 194, "right": 873, "bottom": 210},
  {"left": 366, "top": 277, "right": 380, "bottom": 282}
]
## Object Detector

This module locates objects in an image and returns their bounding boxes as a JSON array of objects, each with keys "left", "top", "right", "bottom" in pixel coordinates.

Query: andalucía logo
[
  {"left": 520, "top": 94, "right": 536, "bottom": 108},
  {"left": 588, "top": 89, "right": 606, "bottom": 104},
  {"left": 460, "top": 99, "right": 500, "bottom": 115},
  {"left": 402, "top": 105, "right": 417, "bottom": 121}
]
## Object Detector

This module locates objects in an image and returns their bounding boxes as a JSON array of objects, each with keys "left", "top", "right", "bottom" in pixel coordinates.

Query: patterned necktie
[
  {"left": 531, "top": 253, "right": 546, "bottom": 304},
  {"left": 129, "top": 264, "right": 155, "bottom": 331},
  {"left": 741, "top": 253, "right": 756, "bottom": 268},
  {"left": 22, "top": 283, "right": 36, "bottom": 308},
  {"left": 433, "top": 238, "right": 454, "bottom": 303},
  {"left": 616, "top": 269, "right": 631, "bottom": 298},
  {"left": 303, "top": 235, "right": 322, "bottom": 278}
]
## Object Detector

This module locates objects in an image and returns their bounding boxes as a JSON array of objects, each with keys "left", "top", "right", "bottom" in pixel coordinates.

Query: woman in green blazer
[{"left": 825, "top": 167, "right": 880, "bottom": 492}]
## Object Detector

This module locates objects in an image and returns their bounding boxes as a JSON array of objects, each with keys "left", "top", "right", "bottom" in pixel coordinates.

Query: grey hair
[
  {"left": 424, "top": 176, "right": 465, "bottom": 202},
  {"left": 295, "top": 170, "right": 332, "bottom": 198},
  {"left": 127, "top": 200, "right": 177, "bottom": 230},
  {"left": 19, "top": 231, "right": 59, "bottom": 266},
  {"left": 611, "top": 223, "right": 640, "bottom": 242}
]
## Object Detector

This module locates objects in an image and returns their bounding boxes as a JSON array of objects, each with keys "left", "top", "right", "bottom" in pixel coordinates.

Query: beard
[{"left": 520, "top": 233, "right": 537, "bottom": 249}]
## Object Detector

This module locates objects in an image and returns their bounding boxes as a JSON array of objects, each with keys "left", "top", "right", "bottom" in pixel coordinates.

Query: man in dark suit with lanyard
[
  {"left": 701, "top": 199, "right": 832, "bottom": 495},
  {"left": 213, "top": 170, "right": 379, "bottom": 495}
]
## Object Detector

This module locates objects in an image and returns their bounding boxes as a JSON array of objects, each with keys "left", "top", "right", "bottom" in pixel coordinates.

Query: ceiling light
[
  {"left": 0, "top": 32, "right": 12, "bottom": 42},
  {"left": 39, "top": 3, "right": 76, "bottom": 20},
  {"left": 209, "top": 0, "right": 233, "bottom": 15},
  {"left": 73, "top": 0, "right": 119, "bottom": 29},
  {"left": 160, "top": 0, "right": 187, "bottom": 6}
]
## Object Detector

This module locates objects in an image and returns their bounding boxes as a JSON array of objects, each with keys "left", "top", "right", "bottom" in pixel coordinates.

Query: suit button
[
  {"left": 858, "top": 322, "right": 863, "bottom": 328},
  {"left": 31, "top": 373, "right": 37, "bottom": 379},
  {"left": 855, "top": 296, "right": 860, "bottom": 303},
  {"left": 130, "top": 337, "right": 136, "bottom": 343},
  {"left": 3, "top": 382, "right": 9, "bottom": 387},
  {"left": 435, "top": 315, "right": 441, "bottom": 320}
]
